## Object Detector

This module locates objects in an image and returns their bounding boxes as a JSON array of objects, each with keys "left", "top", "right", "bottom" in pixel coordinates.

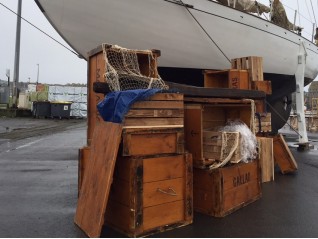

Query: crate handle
[{"left": 157, "top": 187, "right": 177, "bottom": 196}]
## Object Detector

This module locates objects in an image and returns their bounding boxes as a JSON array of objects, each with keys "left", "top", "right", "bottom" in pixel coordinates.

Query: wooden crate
[
  {"left": 87, "top": 45, "right": 161, "bottom": 145},
  {"left": 121, "top": 127, "right": 184, "bottom": 156},
  {"left": 184, "top": 99, "right": 254, "bottom": 168},
  {"left": 203, "top": 69, "right": 249, "bottom": 90},
  {"left": 105, "top": 153, "right": 193, "bottom": 237},
  {"left": 193, "top": 160, "right": 261, "bottom": 217},
  {"left": 251, "top": 81, "right": 272, "bottom": 94},
  {"left": 255, "top": 112, "right": 272, "bottom": 133},
  {"left": 231, "top": 56, "right": 264, "bottom": 82},
  {"left": 123, "top": 93, "right": 184, "bottom": 128}
]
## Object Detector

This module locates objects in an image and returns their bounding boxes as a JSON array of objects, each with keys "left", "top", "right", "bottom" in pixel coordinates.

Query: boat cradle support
[{"left": 295, "top": 41, "right": 308, "bottom": 144}]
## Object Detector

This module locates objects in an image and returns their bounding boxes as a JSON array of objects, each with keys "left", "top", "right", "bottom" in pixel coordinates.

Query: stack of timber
[{"left": 77, "top": 44, "right": 192, "bottom": 238}]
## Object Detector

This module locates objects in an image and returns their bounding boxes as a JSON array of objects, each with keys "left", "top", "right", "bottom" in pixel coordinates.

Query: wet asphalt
[{"left": 1, "top": 117, "right": 318, "bottom": 237}]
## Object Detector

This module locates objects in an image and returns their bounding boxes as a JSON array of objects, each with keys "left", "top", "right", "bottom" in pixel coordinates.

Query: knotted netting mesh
[
  {"left": 208, "top": 131, "right": 240, "bottom": 170},
  {"left": 102, "top": 44, "right": 168, "bottom": 91}
]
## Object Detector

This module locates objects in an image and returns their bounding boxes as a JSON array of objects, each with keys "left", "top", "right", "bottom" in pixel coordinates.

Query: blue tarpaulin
[{"left": 97, "top": 89, "right": 161, "bottom": 123}]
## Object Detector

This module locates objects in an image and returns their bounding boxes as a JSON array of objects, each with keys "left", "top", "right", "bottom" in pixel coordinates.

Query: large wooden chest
[
  {"left": 193, "top": 160, "right": 261, "bottom": 217},
  {"left": 105, "top": 153, "right": 193, "bottom": 237}
]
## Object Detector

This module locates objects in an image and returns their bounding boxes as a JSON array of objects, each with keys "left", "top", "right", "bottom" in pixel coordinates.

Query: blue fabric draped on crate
[{"left": 97, "top": 89, "right": 161, "bottom": 123}]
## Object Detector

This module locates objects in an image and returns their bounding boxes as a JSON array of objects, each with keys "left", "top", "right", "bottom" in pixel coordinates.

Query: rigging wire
[
  {"left": 177, "top": 0, "right": 231, "bottom": 63},
  {"left": 305, "top": 0, "right": 313, "bottom": 23},
  {"left": 0, "top": 2, "right": 80, "bottom": 57},
  {"left": 309, "top": 0, "right": 317, "bottom": 25},
  {"left": 265, "top": 100, "right": 303, "bottom": 138}
]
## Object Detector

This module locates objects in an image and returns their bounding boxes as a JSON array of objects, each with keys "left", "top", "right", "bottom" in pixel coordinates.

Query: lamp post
[
  {"left": 36, "top": 64, "right": 39, "bottom": 85},
  {"left": 12, "top": 0, "right": 22, "bottom": 108}
]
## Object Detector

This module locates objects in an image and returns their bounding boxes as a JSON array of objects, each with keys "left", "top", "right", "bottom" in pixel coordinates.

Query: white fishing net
[
  {"left": 102, "top": 44, "right": 168, "bottom": 91},
  {"left": 221, "top": 120, "right": 257, "bottom": 163}
]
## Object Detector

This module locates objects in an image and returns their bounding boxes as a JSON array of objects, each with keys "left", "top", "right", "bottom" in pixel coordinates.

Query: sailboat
[{"left": 35, "top": 0, "right": 318, "bottom": 132}]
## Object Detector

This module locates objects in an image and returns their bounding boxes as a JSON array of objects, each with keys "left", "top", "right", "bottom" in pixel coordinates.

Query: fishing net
[
  {"left": 206, "top": 120, "right": 257, "bottom": 170},
  {"left": 206, "top": 131, "right": 240, "bottom": 170},
  {"left": 221, "top": 120, "right": 258, "bottom": 163},
  {"left": 102, "top": 44, "right": 168, "bottom": 91}
]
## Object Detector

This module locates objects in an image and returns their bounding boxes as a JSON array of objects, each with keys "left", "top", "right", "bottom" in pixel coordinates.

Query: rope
[
  {"left": 178, "top": 0, "right": 231, "bottom": 63},
  {"left": 209, "top": 132, "right": 240, "bottom": 170},
  {"left": 265, "top": 100, "right": 303, "bottom": 138}
]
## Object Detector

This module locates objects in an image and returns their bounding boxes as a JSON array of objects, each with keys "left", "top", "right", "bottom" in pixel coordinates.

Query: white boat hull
[{"left": 36, "top": 0, "right": 318, "bottom": 82}]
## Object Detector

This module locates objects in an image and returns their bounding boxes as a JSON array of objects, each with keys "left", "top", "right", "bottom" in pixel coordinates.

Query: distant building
[{"left": 307, "top": 81, "right": 318, "bottom": 110}]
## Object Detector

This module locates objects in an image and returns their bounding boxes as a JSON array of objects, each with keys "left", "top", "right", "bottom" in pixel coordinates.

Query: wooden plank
[
  {"left": 78, "top": 146, "right": 91, "bottom": 195},
  {"left": 147, "top": 93, "right": 183, "bottom": 101},
  {"left": 143, "top": 155, "right": 185, "bottom": 182},
  {"left": 131, "top": 100, "right": 183, "bottom": 109},
  {"left": 92, "top": 79, "right": 265, "bottom": 99},
  {"left": 125, "top": 109, "right": 184, "bottom": 118},
  {"left": 252, "top": 81, "right": 272, "bottom": 94},
  {"left": 257, "top": 137, "right": 274, "bottom": 183},
  {"left": 143, "top": 200, "right": 185, "bottom": 231},
  {"left": 166, "top": 81, "right": 265, "bottom": 99},
  {"left": 123, "top": 117, "right": 184, "bottom": 127},
  {"left": 273, "top": 134, "right": 298, "bottom": 174},
  {"left": 185, "top": 97, "right": 255, "bottom": 105},
  {"left": 184, "top": 107, "right": 203, "bottom": 162},
  {"left": 87, "top": 52, "right": 105, "bottom": 145},
  {"left": 74, "top": 121, "right": 122, "bottom": 238},
  {"left": 184, "top": 153, "right": 193, "bottom": 223}
]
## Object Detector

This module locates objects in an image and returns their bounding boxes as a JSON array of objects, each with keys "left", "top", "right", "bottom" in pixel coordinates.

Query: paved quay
[{"left": 1, "top": 117, "right": 318, "bottom": 237}]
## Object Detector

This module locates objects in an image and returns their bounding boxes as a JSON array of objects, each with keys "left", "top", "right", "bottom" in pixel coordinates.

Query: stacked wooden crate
[
  {"left": 105, "top": 93, "right": 193, "bottom": 237},
  {"left": 184, "top": 97, "right": 262, "bottom": 217},
  {"left": 187, "top": 56, "right": 276, "bottom": 217},
  {"left": 76, "top": 45, "right": 192, "bottom": 238}
]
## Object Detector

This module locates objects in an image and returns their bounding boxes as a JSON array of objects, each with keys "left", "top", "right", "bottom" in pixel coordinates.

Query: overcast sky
[
  {"left": 0, "top": 0, "right": 86, "bottom": 85},
  {"left": 0, "top": 0, "right": 317, "bottom": 88}
]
